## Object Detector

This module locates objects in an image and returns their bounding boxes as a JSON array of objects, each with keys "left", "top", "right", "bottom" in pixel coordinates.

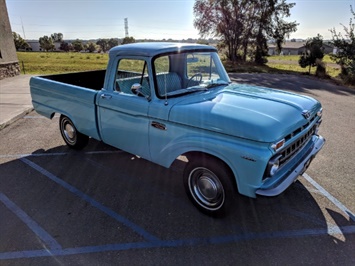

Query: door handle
[
  {"left": 151, "top": 121, "right": 167, "bottom": 131},
  {"left": 100, "top": 94, "right": 112, "bottom": 99}
]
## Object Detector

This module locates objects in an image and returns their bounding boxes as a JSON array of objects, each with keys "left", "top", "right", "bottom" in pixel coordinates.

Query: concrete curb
[
  {"left": 0, "top": 107, "right": 34, "bottom": 130},
  {"left": 0, "top": 74, "right": 34, "bottom": 130}
]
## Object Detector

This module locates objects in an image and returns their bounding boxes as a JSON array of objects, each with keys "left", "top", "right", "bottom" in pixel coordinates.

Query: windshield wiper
[
  {"left": 205, "top": 82, "right": 229, "bottom": 89},
  {"left": 183, "top": 83, "right": 228, "bottom": 95},
  {"left": 166, "top": 82, "right": 229, "bottom": 97},
  {"left": 183, "top": 87, "right": 208, "bottom": 95}
]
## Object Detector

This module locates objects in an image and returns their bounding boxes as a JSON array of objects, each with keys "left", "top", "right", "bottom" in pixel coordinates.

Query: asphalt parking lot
[{"left": 0, "top": 73, "right": 354, "bottom": 265}]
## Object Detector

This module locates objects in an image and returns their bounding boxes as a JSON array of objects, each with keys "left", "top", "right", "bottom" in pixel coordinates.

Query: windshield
[{"left": 153, "top": 51, "right": 230, "bottom": 98}]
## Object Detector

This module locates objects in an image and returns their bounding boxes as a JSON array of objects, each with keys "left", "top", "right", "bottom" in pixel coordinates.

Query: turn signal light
[{"left": 272, "top": 139, "right": 285, "bottom": 151}]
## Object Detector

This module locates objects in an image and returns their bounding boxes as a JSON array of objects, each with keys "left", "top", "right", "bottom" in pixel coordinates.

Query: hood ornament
[{"left": 302, "top": 110, "right": 311, "bottom": 119}]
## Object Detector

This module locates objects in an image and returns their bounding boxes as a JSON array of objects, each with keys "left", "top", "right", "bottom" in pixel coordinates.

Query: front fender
[{"left": 150, "top": 131, "right": 272, "bottom": 197}]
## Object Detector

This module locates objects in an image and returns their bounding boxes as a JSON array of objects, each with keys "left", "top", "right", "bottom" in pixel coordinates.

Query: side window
[
  {"left": 115, "top": 58, "right": 150, "bottom": 96},
  {"left": 154, "top": 55, "right": 183, "bottom": 96},
  {"left": 154, "top": 56, "right": 170, "bottom": 74}
]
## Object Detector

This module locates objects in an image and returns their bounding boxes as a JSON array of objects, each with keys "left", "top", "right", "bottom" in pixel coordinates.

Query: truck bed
[
  {"left": 30, "top": 70, "right": 105, "bottom": 141},
  {"left": 42, "top": 70, "right": 106, "bottom": 91}
]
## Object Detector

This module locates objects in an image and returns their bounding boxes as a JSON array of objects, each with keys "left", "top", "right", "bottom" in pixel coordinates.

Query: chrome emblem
[
  {"left": 241, "top": 156, "right": 256, "bottom": 162},
  {"left": 302, "top": 110, "right": 311, "bottom": 119}
]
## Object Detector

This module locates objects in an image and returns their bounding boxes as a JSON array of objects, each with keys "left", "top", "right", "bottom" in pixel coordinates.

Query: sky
[{"left": 6, "top": 0, "right": 355, "bottom": 41}]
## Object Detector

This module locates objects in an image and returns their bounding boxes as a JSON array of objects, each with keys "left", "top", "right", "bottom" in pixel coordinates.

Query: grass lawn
[
  {"left": 17, "top": 52, "right": 109, "bottom": 74},
  {"left": 266, "top": 61, "right": 341, "bottom": 78},
  {"left": 223, "top": 55, "right": 341, "bottom": 79},
  {"left": 17, "top": 52, "right": 341, "bottom": 80},
  {"left": 266, "top": 55, "right": 341, "bottom": 78},
  {"left": 267, "top": 54, "right": 335, "bottom": 64}
]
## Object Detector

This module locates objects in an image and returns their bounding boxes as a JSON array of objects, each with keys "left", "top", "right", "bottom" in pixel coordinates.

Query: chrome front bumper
[{"left": 256, "top": 135, "right": 325, "bottom": 197}]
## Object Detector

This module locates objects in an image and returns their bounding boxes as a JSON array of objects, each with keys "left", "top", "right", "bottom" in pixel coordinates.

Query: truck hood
[{"left": 169, "top": 83, "right": 321, "bottom": 142}]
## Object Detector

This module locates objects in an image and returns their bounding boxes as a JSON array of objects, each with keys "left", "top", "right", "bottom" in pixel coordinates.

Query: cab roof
[{"left": 109, "top": 42, "right": 217, "bottom": 58}]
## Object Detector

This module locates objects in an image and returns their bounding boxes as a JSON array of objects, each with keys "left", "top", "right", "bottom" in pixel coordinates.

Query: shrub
[
  {"left": 298, "top": 34, "right": 324, "bottom": 74},
  {"left": 315, "top": 60, "right": 329, "bottom": 79},
  {"left": 330, "top": 7, "right": 355, "bottom": 85}
]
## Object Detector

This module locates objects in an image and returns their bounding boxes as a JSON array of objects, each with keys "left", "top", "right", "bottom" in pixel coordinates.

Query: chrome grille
[
  {"left": 284, "top": 114, "right": 317, "bottom": 142},
  {"left": 279, "top": 124, "right": 317, "bottom": 166}
]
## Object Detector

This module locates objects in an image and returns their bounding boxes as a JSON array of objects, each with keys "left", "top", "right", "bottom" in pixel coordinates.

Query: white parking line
[
  {"left": 0, "top": 193, "right": 62, "bottom": 250},
  {"left": 302, "top": 173, "right": 355, "bottom": 222},
  {"left": 0, "top": 150, "right": 123, "bottom": 159},
  {"left": 20, "top": 157, "right": 160, "bottom": 242}
]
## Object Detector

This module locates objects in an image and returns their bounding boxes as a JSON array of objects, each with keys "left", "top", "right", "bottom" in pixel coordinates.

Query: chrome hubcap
[
  {"left": 62, "top": 119, "right": 76, "bottom": 144},
  {"left": 197, "top": 176, "right": 219, "bottom": 200},
  {"left": 189, "top": 167, "right": 225, "bottom": 210},
  {"left": 64, "top": 124, "right": 75, "bottom": 139}
]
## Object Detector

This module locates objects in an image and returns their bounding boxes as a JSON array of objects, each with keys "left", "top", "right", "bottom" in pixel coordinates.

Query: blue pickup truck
[{"left": 30, "top": 42, "right": 325, "bottom": 216}]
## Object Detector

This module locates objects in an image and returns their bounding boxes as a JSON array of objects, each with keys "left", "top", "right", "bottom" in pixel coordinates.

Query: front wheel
[
  {"left": 59, "top": 115, "right": 89, "bottom": 150},
  {"left": 183, "top": 155, "right": 235, "bottom": 217}
]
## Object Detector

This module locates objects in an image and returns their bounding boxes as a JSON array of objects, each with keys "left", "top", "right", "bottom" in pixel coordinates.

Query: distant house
[
  {"left": 27, "top": 41, "right": 40, "bottom": 51},
  {"left": 268, "top": 41, "right": 334, "bottom": 56},
  {"left": 323, "top": 42, "right": 337, "bottom": 54},
  {"left": 268, "top": 42, "right": 306, "bottom": 56},
  {"left": 27, "top": 40, "right": 61, "bottom": 52}
]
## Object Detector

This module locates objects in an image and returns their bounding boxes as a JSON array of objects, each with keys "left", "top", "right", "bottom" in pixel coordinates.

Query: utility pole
[
  {"left": 124, "top": 18, "right": 129, "bottom": 38},
  {"left": 21, "top": 17, "right": 26, "bottom": 39}
]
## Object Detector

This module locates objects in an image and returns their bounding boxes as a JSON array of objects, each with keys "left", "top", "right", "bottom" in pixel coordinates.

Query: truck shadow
[{"left": 1, "top": 139, "right": 354, "bottom": 263}]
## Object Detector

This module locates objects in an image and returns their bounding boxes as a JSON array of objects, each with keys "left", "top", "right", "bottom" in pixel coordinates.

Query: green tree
[
  {"left": 72, "top": 39, "right": 84, "bottom": 52},
  {"left": 39, "top": 35, "right": 55, "bottom": 51},
  {"left": 13, "top": 32, "right": 30, "bottom": 50},
  {"left": 121, "top": 36, "right": 135, "bottom": 45},
  {"left": 265, "top": 1, "right": 298, "bottom": 56},
  {"left": 330, "top": 6, "right": 355, "bottom": 85},
  {"left": 59, "top": 42, "right": 72, "bottom": 52},
  {"left": 298, "top": 34, "right": 324, "bottom": 74},
  {"left": 51, "top": 33, "right": 63, "bottom": 42},
  {"left": 108, "top": 38, "right": 119, "bottom": 49},
  {"left": 86, "top": 42, "right": 97, "bottom": 53},
  {"left": 193, "top": 0, "right": 297, "bottom": 64},
  {"left": 194, "top": 0, "right": 247, "bottom": 61},
  {"left": 96, "top": 39, "right": 110, "bottom": 52}
]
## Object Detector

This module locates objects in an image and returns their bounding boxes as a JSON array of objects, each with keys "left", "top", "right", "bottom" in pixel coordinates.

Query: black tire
[
  {"left": 59, "top": 115, "right": 89, "bottom": 150},
  {"left": 183, "top": 154, "right": 235, "bottom": 217}
]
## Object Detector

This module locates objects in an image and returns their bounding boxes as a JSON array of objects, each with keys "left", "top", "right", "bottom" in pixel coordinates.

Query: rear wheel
[
  {"left": 59, "top": 115, "right": 89, "bottom": 150},
  {"left": 183, "top": 154, "right": 235, "bottom": 217}
]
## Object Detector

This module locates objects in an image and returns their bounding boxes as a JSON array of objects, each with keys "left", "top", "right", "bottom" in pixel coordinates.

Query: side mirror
[
  {"left": 131, "top": 83, "right": 151, "bottom": 101},
  {"left": 131, "top": 83, "right": 142, "bottom": 95}
]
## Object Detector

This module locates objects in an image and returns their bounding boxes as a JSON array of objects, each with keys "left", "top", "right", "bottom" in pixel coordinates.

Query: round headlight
[
  {"left": 270, "top": 161, "right": 280, "bottom": 176},
  {"left": 267, "top": 155, "right": 282, "bottom": 177}
]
